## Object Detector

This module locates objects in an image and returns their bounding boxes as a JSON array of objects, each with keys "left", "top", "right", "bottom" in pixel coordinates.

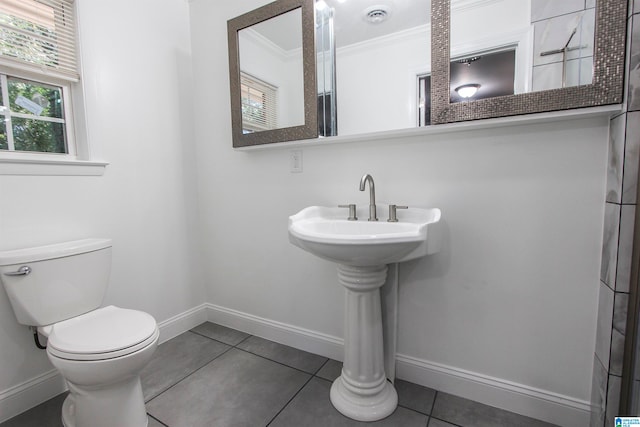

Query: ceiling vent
[{"left": 364, "top": 5, "right": 391, "bottom": 24}]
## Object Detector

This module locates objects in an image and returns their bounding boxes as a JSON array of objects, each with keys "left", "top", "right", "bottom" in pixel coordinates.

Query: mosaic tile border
[{"left": 431, "top": 0, "right": 628, "bottom": 124}]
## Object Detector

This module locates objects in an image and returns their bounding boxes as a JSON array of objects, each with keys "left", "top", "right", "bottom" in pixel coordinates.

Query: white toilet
[{"left": 0, "top": 239, "right": 159, "bottom": 427}]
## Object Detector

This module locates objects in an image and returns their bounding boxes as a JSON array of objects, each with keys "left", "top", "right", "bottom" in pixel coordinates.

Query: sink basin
[{"left": 288, "top": 205, "right": 441, "bottom": 266}]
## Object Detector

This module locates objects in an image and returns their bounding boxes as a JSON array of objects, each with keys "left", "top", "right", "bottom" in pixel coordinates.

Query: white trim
[
  {"left": 240, "top": 28, "right": 290, "bottom": 62},
  {"left": 156, "top": 303, "right": 209, "bottom": 344},
  {"left": 338, "top": 24, "right": 429, "bottom": 56},
  {"left": 0, "top": 369, "right": 67, "bottom": 424},
  {"left": 0, "top": 303, "right": 592, "bottom": 426},
  {"left": 0, "top": 157, "right": 108, "bottom": 175},
  {"left": 205, "top": 303, "right": 345, "bottom": 362},
  {"left": 451, "top": 0, "right": 502, "bottom": 13},
  {"left": 0, "top": 69, "right": 78, "bottom": 157},
  {"left": 396, "top": 354, "right": 590, "bottom": 427}
]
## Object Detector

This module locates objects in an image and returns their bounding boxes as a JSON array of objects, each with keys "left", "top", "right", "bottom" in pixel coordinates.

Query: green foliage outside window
[
  {"left": 0, "top": 78, "right": 67, "bottom": 153},
  {"left": 0, "top": 12, "right": 58, "bottom": 69},
  {"left": 9, "top": 78, "right": 63, "bottom": 119},
  {"left": 12, "top": 118, "right": 65, "bottom": 153},
  {"left": 0, "top": 120, "right": 7, "bottom": 150}
]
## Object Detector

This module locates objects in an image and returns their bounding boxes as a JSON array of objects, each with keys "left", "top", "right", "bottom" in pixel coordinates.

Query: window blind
[
  {"left": 240, "top": 72, "right": 277, "bottom": 132},
  {"left": 0, "top": 0, "right": 78, "bottom": 81}
]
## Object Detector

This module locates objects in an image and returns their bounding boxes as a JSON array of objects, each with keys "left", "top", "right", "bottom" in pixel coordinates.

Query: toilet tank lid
[{"left": 0, "top": 238, "right": 112, "bottom": 266}]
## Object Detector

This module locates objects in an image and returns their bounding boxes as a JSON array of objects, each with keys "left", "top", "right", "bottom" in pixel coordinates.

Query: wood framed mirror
[{"left": 228, "top": 0, "right": 317, "bottom": 147}]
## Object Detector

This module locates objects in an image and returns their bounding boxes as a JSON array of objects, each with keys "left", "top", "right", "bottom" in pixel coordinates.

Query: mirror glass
[
  {"left": 229, "top": 0, "right": 624, "bottom": 144},
  {"left": 228, "top": 0, "right": 317, "bottom": 147},
  {"left": 449, "top": 0, "right": 595, "bottom": 103},
  {"left": 238, "top": 9, "right": 305, "bottom": 132},
  {"left": 432, "top": 0, "right": 625, "bottom": 124},
  {"left": 322, "top": 0, "right": 431, "bottom": 136}
]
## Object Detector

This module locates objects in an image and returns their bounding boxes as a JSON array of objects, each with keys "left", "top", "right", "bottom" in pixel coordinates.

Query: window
[
  {"left": 0, "top": 0, "right": 79, "bottom": 157},
  {"left": 240, "top": 72, "right": 277, "bottom": 133},
  {"left": 0, "top": 74, "right": 70, "bottom": 153}
]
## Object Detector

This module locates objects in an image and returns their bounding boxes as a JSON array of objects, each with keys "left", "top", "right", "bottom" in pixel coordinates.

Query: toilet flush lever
[{"left": 5, "top": 266, "right": 32, "bottom": 276}]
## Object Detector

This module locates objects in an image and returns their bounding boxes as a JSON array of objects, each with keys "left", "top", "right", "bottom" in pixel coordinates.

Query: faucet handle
[
  {"left": 387, "top": 205, "right": 408, "bottom": 222},
  {"left": 338, "top": 204, "right": 358, "bottom": 221}
]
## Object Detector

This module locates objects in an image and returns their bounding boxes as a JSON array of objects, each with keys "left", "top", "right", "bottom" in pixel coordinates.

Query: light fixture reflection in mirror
[
  {"left": 448, "top": 0, "right": 595, "bottom": 104},
  {"left": 455, "top": 83, "right": 480, "bottom": 98}
]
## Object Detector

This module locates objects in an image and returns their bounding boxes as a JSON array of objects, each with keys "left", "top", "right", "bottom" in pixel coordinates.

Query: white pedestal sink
[{"left": 288, "top": 205, "right": 441, "bottom": 421}]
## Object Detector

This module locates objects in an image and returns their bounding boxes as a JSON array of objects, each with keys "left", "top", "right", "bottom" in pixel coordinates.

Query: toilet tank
[{"left": 0, "top": 239, "right": 112, "bottom": 326}]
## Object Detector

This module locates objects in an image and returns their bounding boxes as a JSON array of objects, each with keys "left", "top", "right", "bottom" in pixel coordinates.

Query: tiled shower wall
[
  {"left": 591, "top": 2, "right": 640, "bottom": 425},
  {"left": 530, "top": 0, "right": 596, "bottom": 91}
]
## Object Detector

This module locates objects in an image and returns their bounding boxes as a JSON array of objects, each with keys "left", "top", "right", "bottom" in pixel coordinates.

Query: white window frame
[
  {"left": 0, "top": 70, "right": 75, "bottom": 157},
  {"left": 0, "top": 0, "right": 106, "bottom": 175}
]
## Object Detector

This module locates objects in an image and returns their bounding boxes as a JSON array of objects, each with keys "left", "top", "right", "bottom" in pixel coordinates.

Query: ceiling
[{"left": 325, "top": 0, "right": 431, "bottom": 47}]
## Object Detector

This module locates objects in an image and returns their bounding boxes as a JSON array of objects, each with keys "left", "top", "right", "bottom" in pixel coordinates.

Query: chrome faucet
[{"left": 359, "top": 173, "right": 378, "bottom": 221}]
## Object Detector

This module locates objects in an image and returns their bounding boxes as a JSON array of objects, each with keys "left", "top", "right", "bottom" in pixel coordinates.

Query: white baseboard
[
  {"left": 395, "top": 354, "right": 591, "bottom": 427},
  {"left": 0, "top": 369, "right": 66, "bottom": 424},
  {"left": 0, "top": 303, "right": 591, "bottom": 427},
  {"left": 203, "top": 303, "right": 590, "bottom": 427},
  {"left": 156, "top": 303, "right": 208, "bottom": 344},
  {"left": 204, "top": 303, "right": 345, "bottom": 362}
]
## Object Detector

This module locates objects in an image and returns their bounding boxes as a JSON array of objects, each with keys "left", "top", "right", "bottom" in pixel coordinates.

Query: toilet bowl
[
  {"left": 0, "top": 239, "right": 159, "bottom": 427},
  {"left": 44, "top": 306, "right": 159, "bottom": 427}
]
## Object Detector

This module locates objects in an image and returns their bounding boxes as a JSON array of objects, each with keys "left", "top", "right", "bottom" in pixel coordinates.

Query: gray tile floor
[{"left": 0, "top": 322, "right": 559, "bottom": 427}]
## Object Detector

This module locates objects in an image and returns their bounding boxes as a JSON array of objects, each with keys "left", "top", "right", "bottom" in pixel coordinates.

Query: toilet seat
[{"left": 45, "top": 305, "right": 158, "bottom": 361}]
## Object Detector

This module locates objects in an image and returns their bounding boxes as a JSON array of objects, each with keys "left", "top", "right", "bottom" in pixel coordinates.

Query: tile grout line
[
  {"left": 227, "top": 334, "right": 330, "bottom": 377},
  {"left": 233, "top": 345, "right": 327, "bottom": 377},
  {"left": 146, "top": 329, "right": 254, "bottom": 404},
  {"left": 427, "top": 391, "right": 472, "bottom": 427},
  {"left": 265, "top": 374, "right": 316, "bottom": 427},
  {"left": 188, "top": 328, "right": 252, "bottom": 348},
  {"left": 430, "top": 391, "right": 439, "bottom": 426},
  {"left": 192, "top": 325, "right": 438, "bottom": 418},
  {"left": 147, "top": 413, "right": 169, "bottom": 427},
  {"left": 145, "top": 338, "right": 236, "bottom": 404},
  {"left": 186, "top": 328, "right": 472, "bottom": 426},
  {"left": 313, "top": 357, "right": 332, "bottom": 376},
  {"left": 159, "top": 329, "right": 324, "bottom": 427}
]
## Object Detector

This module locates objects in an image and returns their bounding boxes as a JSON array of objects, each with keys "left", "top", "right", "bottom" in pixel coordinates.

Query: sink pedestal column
[{"left": 330, "top": 264, "right": 398, "bottom": 421}]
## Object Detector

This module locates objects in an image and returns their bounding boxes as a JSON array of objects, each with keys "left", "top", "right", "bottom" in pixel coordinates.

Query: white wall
[
  {"left": 192, "top": 0, "right": 606, "bottom": 423},
  {"left": 0, "top": 0, "right": 609, "bottom": 425},
  {"left": 336, "top": 27, "right": 430, "bottom": 135},
  {"left": 0, "top": 0, "right": 203, "bottom": 417},
  {"left": 451, "top": 0, "right": 529, "bottom": 47}
]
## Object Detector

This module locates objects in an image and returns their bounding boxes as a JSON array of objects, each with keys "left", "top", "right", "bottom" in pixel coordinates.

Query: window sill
[{"left": 0, "top": 156, "right": 108, "bottom": 176}]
